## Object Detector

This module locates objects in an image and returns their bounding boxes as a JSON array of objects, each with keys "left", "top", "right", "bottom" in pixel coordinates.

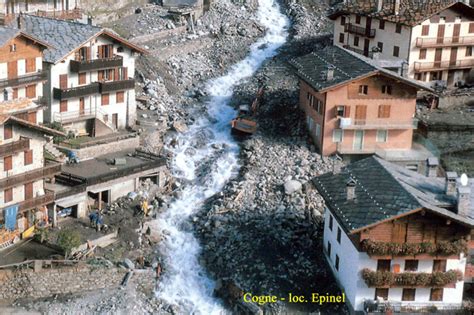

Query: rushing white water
[{"left": 154, "top": 0, "right": 289, "bottom": 313}]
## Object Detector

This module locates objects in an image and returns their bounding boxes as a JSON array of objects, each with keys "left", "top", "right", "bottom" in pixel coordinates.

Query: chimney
[
  {"left": 372, "top": 46, "right": 381, "bottom": 60},
  {"left": 332, "top": 154, "right": 343, "bottom": 174},
  {"left": 445, "top": 172, "right": 458, "bottom": 196},
  {"left": 346, "top": 178, "right": 356, "bottom": 200},
  {"left": 3, "top": 87, "right": 13, "bottom": 101},
  {"left": 426, "top": 157, "right": 439, "bottom": 178},
  {"left": 394, "top": 0, "right": 400, "bottom": 15},
  {"left": 327, "top": 65, "right": 335, "bottom": 81},
  {"left": 457, "top": 174, "right": 471, "bottom": 218},
  {"left": 377, "top": 0, "right": 383, "bottom": 12}
]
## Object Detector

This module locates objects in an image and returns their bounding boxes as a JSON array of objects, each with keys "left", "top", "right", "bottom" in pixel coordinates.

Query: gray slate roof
[
  {"left": 20, "top": 14, "right": 102, "bottom": 64},
  {"left": 0, "top": 27, "right": 20, "bottom": 47},
  {"left": 312, "top": 156, "right": 474, "bottom": 233},
  {"left": 289, "top": 45, "right": 433, "bottom": 93}
]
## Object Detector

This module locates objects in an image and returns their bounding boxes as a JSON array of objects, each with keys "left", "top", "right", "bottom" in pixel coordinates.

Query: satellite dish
[{"left": 460, "top": 173, "right": 469, "bottom": 186}]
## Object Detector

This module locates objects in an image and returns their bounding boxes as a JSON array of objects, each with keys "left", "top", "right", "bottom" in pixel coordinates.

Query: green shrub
[{"left": 57, "top": 229, "right": 81, "bottom": 258}]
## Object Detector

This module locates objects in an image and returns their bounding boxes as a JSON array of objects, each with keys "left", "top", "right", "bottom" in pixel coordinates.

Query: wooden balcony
[
  {"left": 0, "top": 71, "right": 47, "bottom": 89},
  {"left": 53, "top": 108, "right": 97, "bottom": 123},
  {"left": 34, "top": 8, "right": 82, "bottom": 20},
  {"left": 339, "top": 118, "right": 418, "bottom": 130},
  {"left": 0, "top": 163, "right": 61, "bottom": 190},
  {"left": 342, "top": 45, "right": 374, "bottom": 58},
  {"left": 53, "top": 82, "right": 100, "bottom": 100},
  {"left": 70, "top": 55, "right": 123, "bottom": 72},
  {"left": 99, "top": 79, "right": 135, "bottom": 93},
  {"left": 415, "top": 36, "right": 474, "bottom": 48},
  {"left": 414, "top": 59, "right": 474, "bottom": 72},
  {"left": 344, "top": 23, "right": 376, "bottom": 38},
  {"left": 0, "top": 138, "right": 30, "bottom": 158},
  {"left": 364, "top": 300, "right": 463, "bottom": 314},
  {"left": 361, "top": 268, "right": 463, "bottom": 288},
  {"left": 0, "top": 191, "right": 55, "bottom": 214}
]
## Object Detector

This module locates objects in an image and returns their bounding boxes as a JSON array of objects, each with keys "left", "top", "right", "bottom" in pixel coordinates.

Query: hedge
[{"left": 361, "top": 239, "right": 468, "bottom": 257}]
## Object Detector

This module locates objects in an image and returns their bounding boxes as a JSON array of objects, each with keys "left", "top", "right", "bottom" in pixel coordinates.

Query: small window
[
  {"left": 336, "top": 227, "right": 342, "bottom": 244},
  {"left": 4, "top": 188, "right": 13, "bottom": 203},
  {"left": 336, "top": 105, "right": 345, "bottom": 117},
  {"left": 355, "top": 15, "right": 361, "bottom": 24},
  {"left": 333, "top": 129, "right": 343, "bottom": 143},
  {"left": 395, "top": 24, "right": 402, "bottom": 33},
  {"left": 341, "top": 16, "right": 346, "bottom": 26},
  {"left": 377, "top": 259, "right": 391, "bottom": 272},
  {"left": 421, "top": 25, "right": 429, "bottom": 36},
  {"left": 101, "top": 93, "right": 110, "bottom": 106},
  {"left": 466, "top": 46, "right": 472, "bottom": 57},
  {"left": 375, "top": 288, "right": 389, "bottom": 301},
  {"left": 381, "top": 85, "right": 392, "bottom": 95},
  {"left": 405, "top": 260, "right": 418, "bottom": 271},
  {"left": 4, "top": 155, "right": 12, "bottom": 171},
  {"left": 379, "top": 20, "right": 385, "bottom": 30},
  {"left": 339, "top": 33, "right": 345, "bottom": 44},
  {"left": 393, "top": 46, "right": 400, "bottom": 57},
  {"left": 433, "top": 259, "right": 447, "bottom": 272},
  {"left": 10, "top": 44, "right": 16, "bottom": 52},
  {"left": 419, "top": 48, "right": 427, "bottom": 59},
  {"left": 4, "top": 124, "right": 12, "bottom": 140},
  {"left": 329, "top": 215, "right": 334, "bottom": 231},
  {"left": 430, "top": 288, "right": 443, "bottom": 301},
  {"left": 116, "top": 91, "right": 125, "bottom": 103},
  {"left": 335, "top": 255, "right": 340, "bottom": 271},
  {"left": 469, "top": 22, "right": 474, "bottom": 33},
  {"left": 376, "top": 130, "right": 388, "bottom": 143},
  {"left": 358, "top": 85, "right": 368, "bottom": 95},
  {"left": 377, "top": 42, "right": 383, "bottom": 52},
  {"left": 327, "top": 241, "right": 332, "bottom": 257},
  {"left": 24, "top": 149, "right": 33, "bottom": 165},
  {"left": 354, "top": 36, "right": 359, "bottom": 47},
  {"left": 402, "top": 288, "right": 416, "bottom": 301}
]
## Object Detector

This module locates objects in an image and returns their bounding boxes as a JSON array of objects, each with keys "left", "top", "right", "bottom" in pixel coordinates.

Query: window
[
  {"left": 4, "top": 124, "right": 12, "bottom": 140},
  {"left": 405, "top": 260, "right": 418, "bottom": 271},
  {"left": 78, "top": 72, "right": 86, "bottom": 85},
  {"left": 26, "top": 58, "right": 36, "bottom": 73},
  {"left": 433, "top": 260, "right": 447, "bottom": 272},
  {"left": 10, "top": 44, "right": 16, "bottom": 52},
  {"left": 377, "top": 259, "right": 391, "bottom": 272},
  {"left": 24, "top": 150, "right": 33, "bottom": 165},
  {"left": 340, "top": 16, "right": 346, "bottom": 26},
  {"left": 4, "top": 188, "right": 13, "bottom": 203},
  {"left": 315, "top": 123, "right": 321, "bottom": 137},
  {"left": 101, "top": 93, "right": 110, "bottom": 106},
  {"left": 466, "top": 46, "right": 472, "bottom": 57},
  {"left": 439, "top": 16, "right": 446, "bottom": 23},
  {"left": 376, "top": 130, "right": 388, "bottom": 143},
  {"left": 24, "top": 182, "right": 33, "bottom": 199},
  {"left": 333, "top": 129, "right": 343, "bottom": 143},
  {"left": 419, "top": 48, "right": 427, "bottom": 59},
  {"left": 378, "top": 105, "right": 391, "bottom": 118},
  {"left": 354, "top": 36, "right": 359, "bottom": 47},
  {"left": 98, "top": 44, "right": 114, "bottom": 59},
  {"left": 329, "top": 215, "right": 334, "bottom": 231},
  {"left": 26, "top": 85, "right": 36, "bottom": 98},
  {"left": 306, "top": 116, "right": 314, "bottom": 131},
  {"left": 381, "top": 85, "right": 392, "bottom": 95},
  {"left": 336, "top": 227, "right": 341, "bottom": 243},
  {"left": 327, "top": 241, "right": 332, "bottom": 257},
  {"left": 76, "top": 47, "right": 90, "bottom": 61},
  {"left": 377, "top": 42, "right": 383, "bottom": 52},
  {"left": 470, "top": 22, "right": 474, "bottom": 33},
  {"left": 60, "top": 100, "right": 68, "bottom": 113},
  {"left": 59, "top": 74, "right": 68, "bottom": 89},
  {"left": 395, "top": 24, "right": 402, "bottom": 34},
  {"left": 4, "top": 155, "right": 12, "bottom": 171},
  {"left": 335, "top": 255, "right": 340, "bottom": 271},
  {"left": 116, "top": 91, "right": 125, "bottom": 103},
  {"left": 379, "top": 20, "right": 385, "bottom": 30},
  {"left": 339, "top": 33, "right": 345, "bottom": 43},
  {"left": 336, "top": 105, "right": 345, "bottom": 117},
  {"left": 421, "top": 25, "right": 429, "bottom": 36},
  {"left": 402, "top": 288, "right": 416, "bottom": 301},
  {"left": 355, "top": 15, "right": 361, "bottom": 24},
  {"left": 430, "top": 288, "right": 443, "bottom": 301},
  {"left": 358, "top": 85, "right": 368, "bottom": 95},
  {"left": 393, "top": 46, "right": 400, "bottom": 57},
  {"left": 374, "top": 288, "right": 389, "bottom": 301}
]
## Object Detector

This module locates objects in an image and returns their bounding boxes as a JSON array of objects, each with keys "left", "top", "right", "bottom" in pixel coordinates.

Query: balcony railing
[
  {"left": 339, "top": 118, "right": 418, "bottom": 130},
  {"left": 53, "top": 82, "right": 100, "bottom": 100},
  {"left": 415, "top": 36, "right": 474, "bottom": 48},
  {"left": 53, "top": 108, "right": 97, "bottom": 123},
  {"left": 35, "top": 8, "right": 82, "bottom": 20},
  {"left": 364, "top": 300, "right": 463, "bottom": 314},
  {"left": 336, "top": 142, "right": 380, "bottom": 154},
  {"left": 0, "top": 191, "right": 55, "bottom": 214},
  {"left": 360, "top": 239, "right": 468, "bottom": 257},
  {"left": 70, "top": 55, "right": 123, "bottom": 72},
  {"left": 344, "top": 23, "right": 376, "bottom": 38},
  {"left": 0, "top": 71, "right": 47, "bottom": 89},
  {"left": 361, "top": 268, "right": 463, "bottom": 288},
  {"left": 0, "top": 138, "right": 30, "bottom": 157},
  {"left": 99, "top": 79, "right": 135, "bottom": 93},
  {"left": 0, "top": 163, "right": 61, "bottom": 190},
  {"left": 342, "top": 45, "right": 374, "bottom": 58},
  {"left": 414, "top": 59, "right": 474, "bottom": 72}
]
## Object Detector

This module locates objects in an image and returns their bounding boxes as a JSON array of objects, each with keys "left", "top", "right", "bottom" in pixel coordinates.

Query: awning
[{"left": 56, "top": 195, "right": 86, "bottom": 208}]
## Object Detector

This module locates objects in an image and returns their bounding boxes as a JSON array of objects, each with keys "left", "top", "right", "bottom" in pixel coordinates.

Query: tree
[
  {"left": 57, "top": 229, "right": 81, "bottom": 259},
  {"left": 34, "top": 227, "right": 49, "bottom": 244}
]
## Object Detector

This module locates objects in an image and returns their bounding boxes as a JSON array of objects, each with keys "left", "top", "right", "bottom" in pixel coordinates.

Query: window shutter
[
  {"left": 59, "top": 74, "right": 68, "bottom": 89},
  {"left": 4, "top": 155, "right": 12, "bottom": 171},
  {"left": 60, "top": 100, "right": 68, "bottom": 113},
  {"left": 422, "top": 25, "right": 429, "bottom": 36},
  {"left": 24, "top": 182, "right": 33, "bottom": 199},
  {"left": 469, "top": 22, "right": 474, "bottom": 33},
  {"left": 108, "top": 44, "right": 114, "bottom": 57},
  {"left": 114, "top": 68, "right": 119, "bottom": 81},
  {"left": 123, "top": 67, "right": 128, "bottom": 79},
  {"left": 86, "top": 46, "right": 91, "bottom": 60},
  {"left": 4, "top": 124, "right": 12, "bottom": 139},
  {"left": 98, "top": 70, "right": 104, "bottom": 81},
  {"left": 344, "top": 106, "right": 350, "bottom": 118},
  {"left": 4, "top": 188, "right": 13, "bottom": 203},
  {"left": 98, "top": 45, "right": 103, "bottom": 58},
  {"left": 24, "top": 150, "right": 33, "bottom": 165}
]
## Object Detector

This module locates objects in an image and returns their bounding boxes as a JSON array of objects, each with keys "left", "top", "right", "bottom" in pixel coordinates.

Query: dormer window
[
  {"left": 358, "top": 85, "right": 368, "bottom": 95},
  {"left": 10, "top": 44, "right": 16, "bottom": 52}
]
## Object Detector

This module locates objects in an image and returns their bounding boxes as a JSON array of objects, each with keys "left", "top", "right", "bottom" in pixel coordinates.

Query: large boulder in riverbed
[{"left": 284, "top": 180, "right": 302, "bottom": 195}]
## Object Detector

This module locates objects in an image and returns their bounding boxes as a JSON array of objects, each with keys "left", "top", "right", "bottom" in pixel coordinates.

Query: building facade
[
  {"left": 290, "top": 46, "right": 432, "bottom": 157},
  {"left": 313, "top": 157, "right": 473, "bottom": 313},
  {"left": 0, "top": 0, "right": 82, "bottom": 25},
  {"left": 329, "top": 0, "right": 474, "bottom": 87}
]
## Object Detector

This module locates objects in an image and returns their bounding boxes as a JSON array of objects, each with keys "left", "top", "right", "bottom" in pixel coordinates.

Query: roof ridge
[{"left": 21, "top": 13, "right": 101, "bottom": 30}]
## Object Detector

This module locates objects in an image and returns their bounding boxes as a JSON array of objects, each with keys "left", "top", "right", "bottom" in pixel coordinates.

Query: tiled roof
[
  {"left": 289, "top": 45, "right": 433, "bottom": 92},
  {"left": 19, "top": 14, "right": 102, "bottom": 63},
  {"left": 0, "top": 26, "right": 20, "bottom": 47},
  {"left": 312, "top": 156, "right": 474, "bottom": 233},
  {"left": 328, "top": 0, "right": 472, "bottom": 27}
]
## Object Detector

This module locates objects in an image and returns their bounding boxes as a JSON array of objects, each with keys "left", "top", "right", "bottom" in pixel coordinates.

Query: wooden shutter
[
  {"left": 114, "top": 68, "right": 119, "bottom": 81},
  {"left": 402, "top": 289, "right": 416, "bottom": 301},
  {"left": 374, "top": 288, "right": 389, "bottom": 300},
  {"left": 378, "top": 105, "right": 391, "bottom": 118},
  {"left": 7, "top": 61, "right": 17, "bottom": 79},
  {"left": 433, "top": 260, "right": 447, "bottom": 272},
  {"left": 28, "top": 112, "right": 36, "bottom": 124},
  {"left": 13, "top": 88, "right": 18, "bottom": 99},
  {"left": 26, "top": 85, "right": 36, "bottom": 98},
  {"left": 421, "top": 25, "right": 429, "bottom": 36},
  {"left": 469, "top": 22, "right": 474, "bottom": 33},
  {"left": 60, "top": 100, "right": 68, "bottom": 113},
  {"left": 98, "top": 70, "right": 104, "bottom": 81},
  {"left": 436, "top": 25, "right": 445, "bottom": 44},
  {"left": 26, "top": 58, "right": 36, "bottom": 73},
  {"left": 98, "top": 45, "right": 103, "bottom": 58},
  {"left": 344, "top": 106, "right": 351, "bottom": 118},
  {"left": 430, "top": 288, "right": 443, "bottom": 301},
  {"left": 4, "top": 155, "right": 12, "bottom": 171},
  {"left": 116, "top": 91, "right": 124, "bottom": 103},
  {"left": 108, "top": 44, "right": 114, "bottom": 58},
  {"left": 355, "top": 105, "right": 367, "bottom": 120},
  {"left": 4, "top": 188, "right": 13, "bottom": 203},
  {"left": 453, "top": 24, "right": 460, "bottom": 43},
  {"left": 24, "top": 149, "right": 33, "bottom": 165},
  {"left": 392, "top": 222, "right": 407, "bottom": 243},
  {"left": 86, "top": 46, "right": 91, "bottom": 61},
  {"left": 4, "top": 124, "right": 12, "bottom": 139},
  {"left": 101, "top": 93, "right": 109, "bottom": 106},
  {"left": 123, "top": 67, "right": 128, "bottom": 79},
  {"left": 78, "top": 72, "right": 86, "bottom": 85},
  {"left": 419, "top": 48, "right": 427, "bottom": 59},
  {"left": 24, "top": 182, "right": 33, "bottom": 199},
  {"left": 59, "top": 74, "right": 68, "bottom": 89}
]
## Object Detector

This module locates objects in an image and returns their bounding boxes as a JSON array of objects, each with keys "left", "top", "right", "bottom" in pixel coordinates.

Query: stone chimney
[
  {"left": 426, "top": 157, "right": 439, "bottom": 178},
  {"left": 377, "top": 0, "right": 383, "bottom": 12},
  {"left": 457, "top": 185, "right": 471, "bottom": 218},
  {"left": 327, "top": 65, "right": 335, "bottom": 81},
  {"left": 3, "top": 87, "right": 13, "bottom": 101},
  {"left": 445, "top": 172, "right": 458, "bottom": 196},
  {"left": 346, "top": 178, "right": 356, "bottom": 200},
  {"left": 394, "top": 0, "right": 400, "bottom": 15}
]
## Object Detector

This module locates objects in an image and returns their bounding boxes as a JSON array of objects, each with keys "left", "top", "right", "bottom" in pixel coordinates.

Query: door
[
  {"left": 353, "top": 130, "right": 364, "bottom": 150},
  {"left": 355, "top": 105, "right": 367, "bottom": 125},
  {"left": 79, "top": 97, "right": 85, "bottom": 115},
  {"left": 112, "top": 113, "right": 118, "bottom": 129},
  {"left": 365, "top": 17, "right": 372, "bottom": 36},
  {"left": 59, "top": 74, "right": 68, "bottom": 89},
  {"left": 449, "top": 47, "right": 458, "bottom": 66},
  {"left": 363, "top": 39, "right": 370, "bottom": 57},
  {"left": 24, "top": 182, "right": 33, "bottom": 200},
  {"left": 7, "top": 61, "right": 17, "bottom": 79},
  {"left": 453, "top": 24, "right": 460, "bottom": 43},
  {"left": 434, "top": 48, "right": 443, "bottom": 68},
  {"left": 436, "top": 24, "right": 445, "bottom": 44}
]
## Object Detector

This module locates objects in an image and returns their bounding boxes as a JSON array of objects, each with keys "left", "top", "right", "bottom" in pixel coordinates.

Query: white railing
[
  {"left": 53, "top": 107, "right": 116, "bottom": 131},
  {"left": 339, "top": 118, "right": 418, "bottom": 130}
]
